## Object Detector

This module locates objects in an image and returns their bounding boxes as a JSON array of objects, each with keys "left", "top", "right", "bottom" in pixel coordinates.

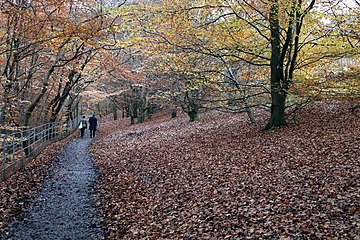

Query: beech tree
[
  {"left": 0, "top": 0, "right": 122, "bottom": 127},
  {"left": 265, "top": 0, "right": 315, "bottom": 129},
  {"left": 128, "top": 0, "right": 358, "bottom": 128}
]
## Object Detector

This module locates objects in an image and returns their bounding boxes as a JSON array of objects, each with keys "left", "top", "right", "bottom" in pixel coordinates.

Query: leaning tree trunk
[
  {"left": 245, "top": 106, "right": 256, "bottom": 124},
  {"left": 23, "top": 52, "right": 65, "bottom": 126},
  {"left": 49, "top": 72, "right": 80, "bottom": 123}
]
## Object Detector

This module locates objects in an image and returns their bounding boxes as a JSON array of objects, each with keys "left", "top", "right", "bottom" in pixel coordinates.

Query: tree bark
[
  {"left": 188, "top": 110, "right": 198, "bottom": 122},
  {"left": 245, "top": 106, "right": 256, "bottom": 124},
  {"left": 137, "top": 86, "right": 146, "bottom": 124},
  {"left": 49, "top": 71, "right": 81, "bottom": 122},
  {"left": 113, "top": 101, "right": 118, "bottom": 120},
  {"left": 171, "top": 108, "right": 177, "bottom": 118},
  {"left": 265, "top": 92, "right": 286, "bottom": 129},
  {"left": 265, "top": 0, "right": 286, "bottom": 130},
  {"left": 23, "top": 52, "right": 65, "bottom": 126}
]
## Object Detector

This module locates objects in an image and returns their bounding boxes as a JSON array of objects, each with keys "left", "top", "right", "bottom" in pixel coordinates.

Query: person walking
[
  {"left": 88, "top": 114, "right": 98, "bottom": 138},
  {"left": 79, "top": 116, "right": 88, "bottom": 138}
]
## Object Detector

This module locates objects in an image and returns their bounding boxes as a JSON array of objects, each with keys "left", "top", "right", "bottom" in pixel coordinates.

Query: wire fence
[{"left": 0, "top": 118, "right": 80, "bottom": 181}]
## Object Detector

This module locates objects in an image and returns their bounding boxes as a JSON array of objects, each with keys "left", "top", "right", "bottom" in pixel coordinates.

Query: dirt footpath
[{"left": 2, "top": 135, "right": 103, "bottom": 240}]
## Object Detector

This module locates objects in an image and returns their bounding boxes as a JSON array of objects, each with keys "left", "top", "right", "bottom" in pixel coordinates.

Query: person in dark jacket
[
  {"left": 79, "top": 116, "right": 88, "bottom": 138},
  {"left": 88, "top": 114, "right": 98, "bottom": 138}
]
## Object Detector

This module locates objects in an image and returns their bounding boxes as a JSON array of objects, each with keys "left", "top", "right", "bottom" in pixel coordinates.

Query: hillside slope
[{"left": 91, "top": 106, "right": 359, "bottom": 239}]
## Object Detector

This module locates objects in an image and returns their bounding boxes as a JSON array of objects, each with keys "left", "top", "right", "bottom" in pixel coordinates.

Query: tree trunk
[
  {"left": 130, "top": 116, "right": 135, "bottom": 125},
  {"left": 129, "top": 99, "right": 137, "bottom": 125},
  {"left": 23, "top": 52, "right": 65, "bottom": 126},
  {"left": 265, "top": 0, "right": 286, "bottom": 130},
  {"left": 188, "top": 110, "right": 198, "bottom": 122},
  {"left": 245, "top": 106, "right": 256, "bottom": 124},
  {"left": 171, "top": 108, "right": 177, "bottom": 118},
  {"left": 96, "top": 102, "right": 102, "bottom": 117},
  {"left": 265, "top": 92, "right": 286, "bottom": 130},
  {"left": 113, "top": 101, "right": 118, "bottom": 120},
  {"left": 137, "top": 86, "right": 146, "bottom": 124},
  {"left": 49, "top": 71, "right": 80, "bottom": 123}
]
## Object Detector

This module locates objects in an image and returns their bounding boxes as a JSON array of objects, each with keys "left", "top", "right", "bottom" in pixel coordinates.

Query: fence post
[
  {"left": 41, "top": 124, "right": 44, "bottom": 144},
  {"left": 46, "top": 123, "right": 49, "bottom": 140},
  {"left": 32, "top": 128, "right": 36, "bottom": 149},
  {"left": 11, "top": 133, "right": 15, "bottom": 173},
  {"left": 27, "top": 128, "right": 31, "bottom": 157},
  {"left": 2, "top": 135, "right": 6, "bottom": 179},
  {"left": 56, "top": 122, "right": 60, "bottom": 137},
  {"left": 12, "top": 133, "right": 15, "bottom": 161},
  {"left": 21, "top": 130, "right": 24, "bottom": 158},
  {"left": 20, "top": 130, "right": 24, "bottom": 168}
]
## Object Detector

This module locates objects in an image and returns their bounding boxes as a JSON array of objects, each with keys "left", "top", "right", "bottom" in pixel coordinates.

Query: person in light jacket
[
  {"left": 79, "top": 116, "right": 87, "bottom": 138},
  {"left": 88, "top": 114, "right": 98, "bottom": 138}
]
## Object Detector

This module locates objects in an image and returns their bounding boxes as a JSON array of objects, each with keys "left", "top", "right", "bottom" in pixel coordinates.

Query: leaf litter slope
[{"left": 91, "top": 107, "right": 359, "bottom": 239}]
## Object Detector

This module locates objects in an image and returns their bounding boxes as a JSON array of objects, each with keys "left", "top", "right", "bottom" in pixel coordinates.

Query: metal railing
[{"left": 1, "top": 118, "right": 80, "bottom": 181}]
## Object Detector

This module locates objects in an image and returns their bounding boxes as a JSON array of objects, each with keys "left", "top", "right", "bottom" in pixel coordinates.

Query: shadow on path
[{"left": 3, "top": 135, "right": 103, "bottom": 240}]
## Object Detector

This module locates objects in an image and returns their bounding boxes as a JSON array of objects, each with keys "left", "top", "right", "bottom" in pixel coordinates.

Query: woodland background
[
  {"left": 0, "top": 0, "right": 359, "bottom": 129},
  {"left": 0, "top": 0, "right": 359, "bottom": 239}
]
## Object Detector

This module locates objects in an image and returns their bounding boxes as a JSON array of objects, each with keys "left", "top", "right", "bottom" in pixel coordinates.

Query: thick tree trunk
[
  {"left": 264, "top": 0, "right": 314, "bottom": 130},
  {"left": 188, "top": 110, "right": 198, "bottom": 122},
  {"left": 265, "top": 0, "right": 286, "bottom": 130},
  {"left": 265, "top": 92, "right": 286, "bottom": 130}
]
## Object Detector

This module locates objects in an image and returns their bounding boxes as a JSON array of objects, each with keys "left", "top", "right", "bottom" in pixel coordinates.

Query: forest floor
[
  {"left": 91, "top": 103, "right": 359, "bottom": 239},
  {"left": 0, "top": 103, "right": 359, "bottom": 239}
]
